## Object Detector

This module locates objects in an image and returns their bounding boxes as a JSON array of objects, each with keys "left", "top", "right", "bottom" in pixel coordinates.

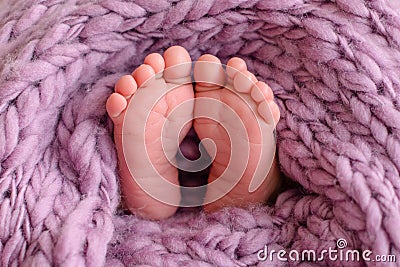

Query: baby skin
[{"left": 106, "top": 46, "right": 281, "bottom": 220}]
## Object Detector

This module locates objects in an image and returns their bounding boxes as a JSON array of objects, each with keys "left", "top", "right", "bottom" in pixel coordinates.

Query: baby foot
[
  {"left": 106, "top": 46, "right": 194, "bottom": 220},
  {"left": 193, "top": 55, "right": 281, "bottom": 212}
]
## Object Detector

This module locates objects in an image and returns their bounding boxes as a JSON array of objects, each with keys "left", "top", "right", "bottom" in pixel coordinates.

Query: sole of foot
[
  {"left": 193, "top": 55, "right": 281, "bottom": 212},
  {"left": 106, "top": 46, "right": 194, "bottom": 220}
]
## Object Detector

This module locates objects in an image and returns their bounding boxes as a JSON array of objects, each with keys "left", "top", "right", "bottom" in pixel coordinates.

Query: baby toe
[
  {"left": 115, "top": 75, "right": 137, "bottom": 99},
  {"left": 194, "top": 54, "right": 226, "bottom": 91},
  {"left": 251, "top": 81, "right": 273, "bottom": 102},
  {"left": 233, "top": 70, "right": 257, "bottom": 93},
  {"left": 226, "top": 57, "right": 247, "bottom": 80},
  {"left": 163, "top": 46, "right": 192, "bottom": 83},
  {"left": 257, "top": 100, "right": 280, "bottom": 126},
  {"left": 132, "top": 64, "right": 156, "bottom": 88},
  {"left": 144, "top": 53, "right": 165, "bottom": 75},
  {"left": 106, "top": 92, "right": 127, "bottom": 124},
  {"left": 270, "top": 101, "right": 280, "bottom": 125}
]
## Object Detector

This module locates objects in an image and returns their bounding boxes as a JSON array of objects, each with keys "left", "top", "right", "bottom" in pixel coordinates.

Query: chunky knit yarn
[{"left": 0, "top": 0, "right": 399, "bottom": 266}]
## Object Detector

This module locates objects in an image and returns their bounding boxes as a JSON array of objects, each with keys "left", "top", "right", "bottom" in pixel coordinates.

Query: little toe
[
  {"left": 233, "top": 70, "right": 257, "bottom": 93},
  {"left": 270, "top": 101, "right": 281, "bottom": 125},
  {"left": 258, "top": 100, "right": 280, "bottom": 126},
  {"left": 106, "top": 92, "right": 127, "bottom": 125},
  {"left": 115, "top": 75, "right": 137, "bottom": 99},
  {"left": 132, "top": 64, "right": 156, "bottom": 88},
  {"left": 194, "top": 54, "right": 226, "bottom": 91},
  {"left": 163, "top": 45, "right": 192, "bottom": 83},
  {"left": 226, "top": 57, "right": 247, "bottom": 80},
  {"left": 251, "top": 81, "right": 273, "bottom": 102},
  {"left": 144, "top": 53, "right": 165, "bottom": 75}
]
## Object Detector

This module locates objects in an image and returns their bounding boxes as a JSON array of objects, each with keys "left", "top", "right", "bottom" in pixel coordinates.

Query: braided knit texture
[{"left": 0, "top": 0, "right": 399, "bottom": 266}]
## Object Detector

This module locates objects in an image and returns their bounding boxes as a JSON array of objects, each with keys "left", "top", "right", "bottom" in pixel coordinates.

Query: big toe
[
  {"left": 194, "top": 54, "right": 226, "bottom": 91},
  {"left": 163, "top": 46, "right": 192, "bottom": 83},
  {"left": 251, "top": 81, "right": 280, "bottom": 126}
]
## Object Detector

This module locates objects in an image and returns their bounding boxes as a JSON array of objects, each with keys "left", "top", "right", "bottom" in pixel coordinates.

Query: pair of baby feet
[{"left": 106, "top": 46, "right": 281, "bottom": 220}]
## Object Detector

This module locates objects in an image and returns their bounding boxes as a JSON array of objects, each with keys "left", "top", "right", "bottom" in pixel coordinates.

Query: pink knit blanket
[{"left": 0, "top": 0, "right": 399, "bottom": 266}]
